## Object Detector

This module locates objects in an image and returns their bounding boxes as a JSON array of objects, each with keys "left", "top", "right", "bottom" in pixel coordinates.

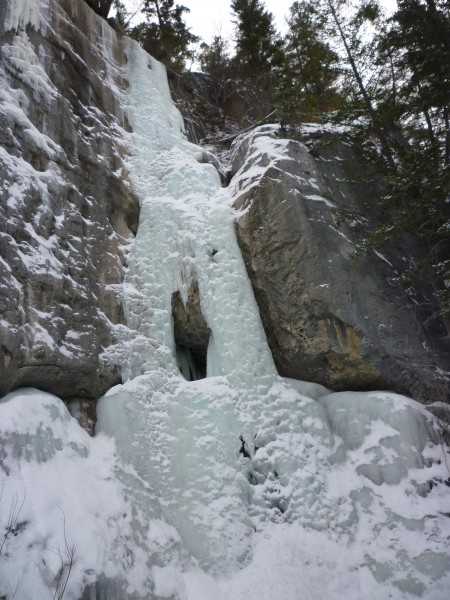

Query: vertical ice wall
[
  {"left": 107, "top": 42, "right": 275, "bottom": 384},
  {"left": 97, "top": 38, "right": 282, "bottom": 576}
]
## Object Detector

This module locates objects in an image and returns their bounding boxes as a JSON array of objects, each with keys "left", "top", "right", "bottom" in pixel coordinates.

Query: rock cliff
[
  {"left": 231, "top": 125, "right": 448, "bottom": 400},
  {"left": 0, "top": 0, "right": 138, "bottom": 402}
]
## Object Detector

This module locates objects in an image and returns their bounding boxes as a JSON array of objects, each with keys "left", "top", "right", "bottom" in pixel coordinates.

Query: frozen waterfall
[
  {"left": 94, "top": 35, "right": 450, "bottom": 599},
  {"left": 1, "top": 8, "right": 450, "bottom": 600}
]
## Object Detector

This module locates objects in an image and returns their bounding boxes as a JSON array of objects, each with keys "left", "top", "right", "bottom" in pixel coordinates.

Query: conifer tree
[
  {"left": 323, "top": 0, "right": 450, "bottom": 332},
  {"left": 316, "top": 0, "right": 398, "bottom": 162},
  {"left": 387, "top": 0, "right": 450, "bottom": 167},
  {"left": 276, "top": 1, "right": 340, "bottom": 124},
  {"left": 199, "top": 35, "right": 231, "bottom": 80},
  {"left": 377, "top": 0, "right": 450, "bottom": 329},
  {"left": 198, "top": 35, "right": 232, "bottom": 106},
  {"left": 112, "top": 0, "right": 130, "bottom": 29},
  {"left": 231, "top": 0, "right": 284, "bottom": 78},
  {"left": 131, "top": 0, "right": 199, "bottom": 71}
]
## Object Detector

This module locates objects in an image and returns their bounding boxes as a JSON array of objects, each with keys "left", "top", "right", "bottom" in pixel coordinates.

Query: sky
[
  {"left": 121, "top": 0, "right": 396, "bottom": 67},
  {"left": 183, "top": 0, "right": 294, "bottom": 43},
  {"left": 122, "top": 0, "right": 294, "bottom": 45}
]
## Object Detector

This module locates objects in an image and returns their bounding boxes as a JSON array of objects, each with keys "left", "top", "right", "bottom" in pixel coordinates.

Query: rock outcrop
[
  {"left": 0, "top": 0, "right": 138, "bottom": 401},
  {"left": 231, "top": 125, "right": 448, "bottom": 400},
  {"left": 172, "top": 284, "right": 211, "bottom": 358},
  {"left": 172, "top": 283, "right": 211, "bottom": 380}
]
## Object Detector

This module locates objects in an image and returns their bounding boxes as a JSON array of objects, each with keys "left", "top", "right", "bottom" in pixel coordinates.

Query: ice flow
[{"left": 96, "top": 37, "right": 450, "bottom": 598}]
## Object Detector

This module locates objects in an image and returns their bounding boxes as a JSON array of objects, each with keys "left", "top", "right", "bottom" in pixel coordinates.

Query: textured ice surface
[
  {"left": 1, "top": 5, "right": 450, "bottom": 600},
  {"left": 95, "top": 35, "right": 450, "bottom": 599},
  {"left": 3, "top": 0, "right": 49, "bottom": 32}
]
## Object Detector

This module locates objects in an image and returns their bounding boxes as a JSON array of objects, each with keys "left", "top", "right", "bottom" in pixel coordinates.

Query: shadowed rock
[
  {"left": 172, "top": 283, "right": 211, "bottom": 380},
  {"left": 231, "top": 125, "right": 448, "bottom": 399}
]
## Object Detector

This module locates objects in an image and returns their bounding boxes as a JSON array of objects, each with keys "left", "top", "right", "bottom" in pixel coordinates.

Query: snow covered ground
[{"left": 1, "top": 1, "right": 450, "bottom": 599}]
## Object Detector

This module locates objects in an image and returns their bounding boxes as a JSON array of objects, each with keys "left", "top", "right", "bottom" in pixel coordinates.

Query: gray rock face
[
  {"left": 0, "top": 0, "right": 139, "bottom": 401},
  {"left": 231, "top": 125, "right": 447, "bottom": 399},
  {"left": 172, "top": 283, "right": 211, "bottom": 360},
  {"left": 172, "top": 283, "right": 211, "bottom": 380}
]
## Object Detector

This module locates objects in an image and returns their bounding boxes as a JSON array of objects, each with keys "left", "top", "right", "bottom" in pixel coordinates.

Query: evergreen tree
[
  {"left": 327, "top": 0, "right": 450, "bottom": 332},
  {"left": 198, "top": 35, "right": 232, "bottom": 106},
  {"left": 131, "top": 0, "right": 199, "bottom": 71},
  {"left": 276, "top": 1, "right": 341, "bottom": 124},
  {"left": 112, "top": 0, "right": 130, "bottom": 30},
  {"left": 387, "top": 0, "right": 450, "bottom": 167},
  {"left": 316, "top": 0, "right": 398, "bottom": 162},
  {"left": 378, "top": 0, "right": 450, "bottom": 329},
  {"left": 231, "top": 0, "right": 284, "bottom": 78},
  {"left": 199, "top": 35, "right": 231, "bottom": 80}
]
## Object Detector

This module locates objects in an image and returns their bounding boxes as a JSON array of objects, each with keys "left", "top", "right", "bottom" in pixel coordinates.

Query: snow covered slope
[{"left": 0, "top": 1, "right": 449, "bottom": 599}]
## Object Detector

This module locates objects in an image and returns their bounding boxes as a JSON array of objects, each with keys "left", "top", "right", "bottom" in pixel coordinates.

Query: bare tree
[
  {"left": 0, "top": 485, "right": 27, "bottom": 557},
  {"left": 39, "top": 510, "right": 76, "bottom": 600}
]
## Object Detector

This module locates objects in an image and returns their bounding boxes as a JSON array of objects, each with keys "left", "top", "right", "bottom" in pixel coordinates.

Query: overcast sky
[
  {"left": 184, "top": 0, "right": 294, "bottom": 43},
  {"left": 123, "top": 0, "right": 294, "bottom": 45}
]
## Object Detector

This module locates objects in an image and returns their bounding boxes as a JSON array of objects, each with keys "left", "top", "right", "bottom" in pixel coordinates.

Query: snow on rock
[{"left": 0, "top": 0, "right": 139, "bottom": 400}]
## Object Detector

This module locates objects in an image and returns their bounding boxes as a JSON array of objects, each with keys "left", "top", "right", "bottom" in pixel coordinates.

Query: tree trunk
[
  {"left": 443, "top": 105, "right": 450, "bottom": 166},
  {"left": 153, "top": 0, "right": 164, "bottom": 29},
  {"left": 419, "top": 238, "right": 450, "bottom": 339},
  {"left": 325, "top": 0, "right": 395, "bottom": 166}
]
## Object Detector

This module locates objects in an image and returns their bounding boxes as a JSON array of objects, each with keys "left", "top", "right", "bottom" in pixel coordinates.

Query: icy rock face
[
  {"left": 0, "top": 0, "right": 139, "bottom": 401},
  {"left": 231, "top": 125, "right": 447, "bottom": 400}
]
